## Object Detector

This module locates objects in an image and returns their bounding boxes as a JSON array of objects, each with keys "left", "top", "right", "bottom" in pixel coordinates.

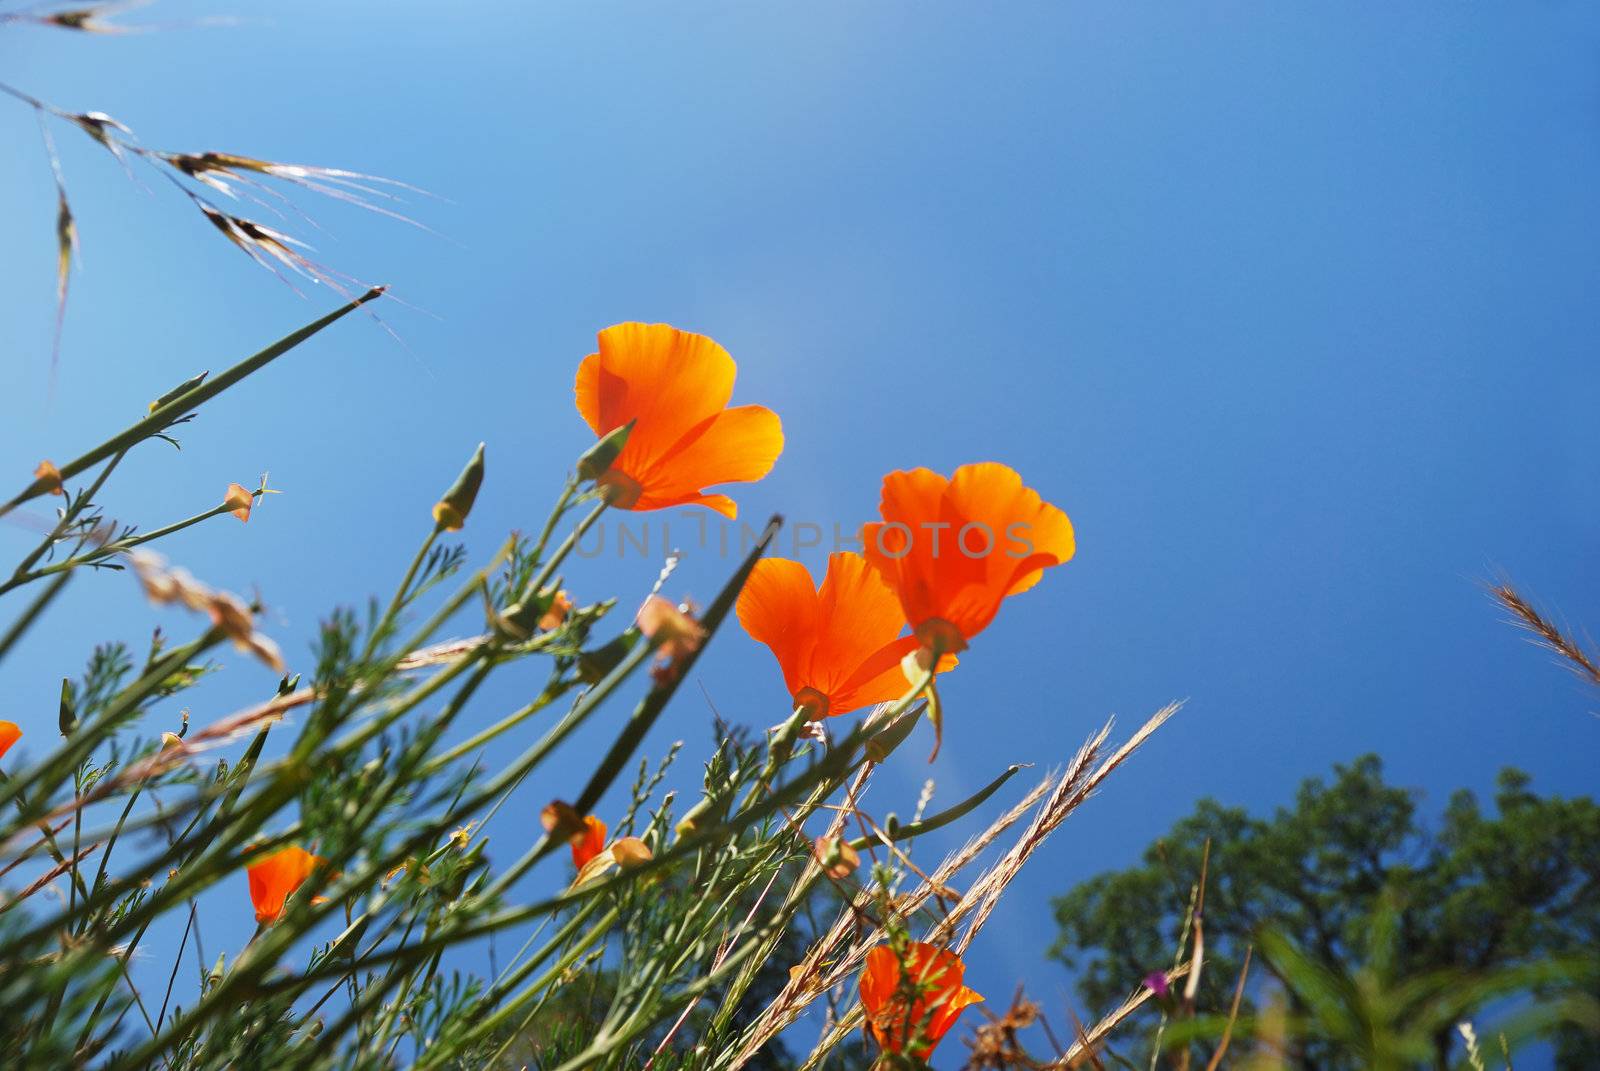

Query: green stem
[
  {"left": 362, "top": 528, "right": 438, "bottom": 664},
  {"left": 524, "top": 497, "right": 606, "bottom": 602},
  {"left": 420, "top": 901, "right": 617, "bottom": 1071},
  {"left": 417, "top": 675, "right": 575, "bottom": 775},
  {"left": 0, "top": 631, "right": 221, "bottom": 828},
  {"left": 2, "top": 498, "right": 252, "bottom": 596},
  {"left": 4, "top": 448, "right": 127, "bottom": 592},
  {"left": 2, "top": 288, "right": 382, "bottom": 515},
  {"left": 0, "top": 569, "right": 72, "bottom": 664},
  {"left": 261, "top": 709, "right": 879, "bottom": 994},
  {"left": 844, "top": 762, "right": 1027, "bottom": 852}
]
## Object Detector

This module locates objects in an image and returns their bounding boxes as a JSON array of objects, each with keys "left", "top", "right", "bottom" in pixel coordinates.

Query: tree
[{"left": 1050, "top": 756, "right": 1600, "bottom": 1069}]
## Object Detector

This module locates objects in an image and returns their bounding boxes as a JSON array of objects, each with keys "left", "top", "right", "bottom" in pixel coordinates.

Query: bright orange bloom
[
  {"left": 223, "top": 483, "right": 253, "bottom": 523},
  {"left": 570, "top": 815, "right": 607, "bottom": 869},
  {"left": 246, "top": 846, "right": 325, "bottom": 924},
  {"left": 862, "top": 463, "right": 1074, "bottom": 656},
  {"left": 574, "top": 323, "right": 783, "bottom": 519},
  {"left": 0, "top": 721, "right": 21, "bottom": 761},
  {"left": 859, "top": 942, "right": 983, "bottom": 1060},
  {"left": 737, "top": 553, "right": 945, "bottom": 720}
]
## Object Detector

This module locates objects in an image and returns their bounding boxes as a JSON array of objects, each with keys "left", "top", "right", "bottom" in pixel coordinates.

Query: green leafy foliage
[{"left": 1051, "top": 755, "right": 1600, "bottom": 1069}]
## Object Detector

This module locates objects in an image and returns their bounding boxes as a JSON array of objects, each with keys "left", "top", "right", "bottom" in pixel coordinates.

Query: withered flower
[
  {"left": 223, "top": 483, "right": 253, "bottom": 523},
  {"left": 636, "top": 595, "right": 705, "bottom": 685},
  {"left": 34, "top": 460, "right": 64, "bottom": 496}
]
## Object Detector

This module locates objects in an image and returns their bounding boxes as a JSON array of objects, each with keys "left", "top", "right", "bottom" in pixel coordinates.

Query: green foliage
[{"left": 1051, "top": 755, "right": 1600, "bottom": 1069}]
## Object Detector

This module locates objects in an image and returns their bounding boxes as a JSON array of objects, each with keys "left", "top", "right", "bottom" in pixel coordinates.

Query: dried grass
[{"left": 728, "top": 702, "right": 1180, "bottom": 1071}]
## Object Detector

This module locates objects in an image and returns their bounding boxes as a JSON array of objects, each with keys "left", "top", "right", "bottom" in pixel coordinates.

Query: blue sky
[{"left": 2, "top": 1, "right": 1597, "bottom": 1064}]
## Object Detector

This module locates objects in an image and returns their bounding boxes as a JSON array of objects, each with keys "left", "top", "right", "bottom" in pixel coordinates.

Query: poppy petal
[
  {"left": 945, "top": 461, "right": 1075, "bottom": 595},
  {"left": 810, "top": 553, "right": 906, "bottom": 683},
  {"left": 0, "top": 721, "right": 21, "bottom": 761},
  {"left": 862, "top": 468, "right": 952, "bottom": 624},
  {"left": 580, "top": 324, "right": 736, "bottom": 472},
  {"left": 831, "top": 636, "right": 953, "bottom": 716},
  {"left": 630, "top": 489, "right": 740, "bottom": 519},
  {"left": 570, "top": 815, "right": 607, "bottom": 869},
  {"left": 634, "top": 404, "right": 783, "bottom": 502},
  {"left": 736, "top": 558, "right": 820, "bottom": 700},
  {"left": 247, "top": 846, "right": 323, "bottom": 924}
]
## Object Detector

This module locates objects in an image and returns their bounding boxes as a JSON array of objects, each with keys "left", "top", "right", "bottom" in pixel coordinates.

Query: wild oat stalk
[
  {"left": 1487, "top": 580, "right": 1600, "bottom": 690},
  {"left": 1, "top": 4, "right": 425, "bottom": 374}
]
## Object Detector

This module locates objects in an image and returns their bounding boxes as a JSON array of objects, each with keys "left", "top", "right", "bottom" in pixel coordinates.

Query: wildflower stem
[
  {"left": 0, "top": 629, "right": 221, "bottom": 825},
  {"left": 572, "top": 515, "right": 782, "bottom": 819},
  {"left": 280, "top": 710, "right": 879, "bottom": 992},
  {"left": 3, "top": 289, "right": 383, "bottom": 515},
  {"left": 418, "top": 900, "right": 618, "bottom": 1069},
  {"left": 363, "top": 527, "right": 438, "bottom": 664},
  {"left": 81, "top": 763, "right": 162, "bottom": 934},
  {"left": 4, "top": 498, "right": 246, "bottom": 594},
  {"left": 416, "top": 673, "right": 577, "bottom": 775},
  {"left": 525, "top": 496, "right": 607, "bottom": 603},
  {"left": 844, "top": 764, "right": 1028, "bottom": 852},
  {"left": 528, "top": 477, "right": 579, "bottom": 568},
  {"left": 2, "top": 447, "right": 127, "bottom": 596},
  {"left": 0, "top": 568, "right": 72, "bottom": 664}
]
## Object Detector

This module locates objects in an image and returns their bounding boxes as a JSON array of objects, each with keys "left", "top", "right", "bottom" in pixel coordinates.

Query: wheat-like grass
[
  {"left": 752, "top": 702, "right": 1180, "bottom": 1071},
  {"left": 1488, "top": 580, "right": 1600, "bottom": 688}
]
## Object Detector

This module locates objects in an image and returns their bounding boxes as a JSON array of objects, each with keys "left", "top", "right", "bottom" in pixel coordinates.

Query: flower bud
[
  {"left": 864, "top": 705, "right": 922, "bottom": 764},
  {"left": 432, "top": 443, "right": 486, "bottom": 532},
  {"left": 149, "top": 370, "right": 208, "bottom": 415},
  {"left": 157, "top": 731, "right": 193, "bottom": 771},
  {"left": 674, "top": 794, "right": 727, "bottom": 837},
  {"left": 576, "top": 419, "right": 634, "bottom": 482},
  {"left": 59, "top": 677, "right": 78, "bottom": 736}
]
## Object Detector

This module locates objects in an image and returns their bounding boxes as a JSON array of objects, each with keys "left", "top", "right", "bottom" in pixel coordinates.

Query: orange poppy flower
[
  {"left": 246, "top": 845, "right": 326, "bottom": 924},
  {"left": 574, "top": 323, "right": 783, "bottom": 519},
  {"left": 859, "top": 941, "right": 983, "bottom": 1060},
  {"left": 737, "top": 553, "right": 950, "bottom": 720},
  {"left": 570, "top": 815, "right": 607, "bottom": 869},
  {"left": 0, "top": 721, "right": 21, "bottom": 761},
  {"left": 862, "top": 463, "right": 1074, "bottom": 657}
]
